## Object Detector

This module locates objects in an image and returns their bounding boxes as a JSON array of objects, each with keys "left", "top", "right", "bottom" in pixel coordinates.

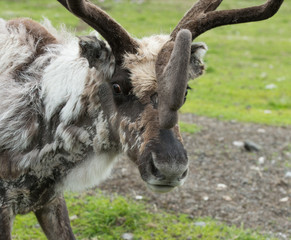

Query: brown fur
[
  {"left": 35, "top": 196, "right": 75, "bottom": 240},
  {"left": 0, "top": 207, "right": 13, "bottom": 240},
  {"left": 6, "top": 19, "right": 58, "bottom": 81},
  {"left": 172, "top": 125, "right": 183, "bottom": 143},
  {"left": 139, "top": 105, "right": 160, "bottom": 154},
  {"left": 0, "top": 153, "right": 23, "bottom": 180},
  {"left": 7, "top": 19, "right": 57, "bottom": 56}
]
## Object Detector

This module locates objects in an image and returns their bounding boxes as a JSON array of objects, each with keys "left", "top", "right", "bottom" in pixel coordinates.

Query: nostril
[
  {"left": 149, "top": 158, "right": 165, "bottom": 180},
  {"left": 179, "top": 169, "right": 188, "bottom": 181}
]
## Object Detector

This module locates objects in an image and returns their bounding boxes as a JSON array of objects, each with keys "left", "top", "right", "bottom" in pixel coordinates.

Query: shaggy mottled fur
[
  {"left": 0, "top": 19, "right": 116, "bottom": 211},
  {"left": 0, "top": 18, "right": 204, "bottom": 240}
]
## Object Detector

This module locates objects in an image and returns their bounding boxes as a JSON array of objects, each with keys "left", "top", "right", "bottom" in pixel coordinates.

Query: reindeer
[{"left": 0, "top": 0, "right": 284, "bottom": 239}]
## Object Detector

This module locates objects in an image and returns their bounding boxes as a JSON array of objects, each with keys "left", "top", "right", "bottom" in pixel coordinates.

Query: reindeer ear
[
  {"left": 188, "top": 42, "right": 208, "bottom": 80},
  {"left": 79, "top": 36, "right": 107, "bottom": 68}
]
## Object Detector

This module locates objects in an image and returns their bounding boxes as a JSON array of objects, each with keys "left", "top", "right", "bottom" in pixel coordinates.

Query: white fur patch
[
  {"left": 194, "top": 42, "right": 208, "bottom": 60},
  {"left": 41, "top": 40, "right": 90, "bottom": 123},
  {"left": 59, "top": 153, "right": 119, "bottom": 192}
]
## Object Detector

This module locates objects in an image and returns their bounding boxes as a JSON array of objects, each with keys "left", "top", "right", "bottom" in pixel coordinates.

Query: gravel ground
[{"left": 100, "top": 114, "right": 291, "bottom": 239}]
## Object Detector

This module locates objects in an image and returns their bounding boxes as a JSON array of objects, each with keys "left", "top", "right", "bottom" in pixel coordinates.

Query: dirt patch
[{"left": 100, "top": 114, "right": 291, "bottom": 239}]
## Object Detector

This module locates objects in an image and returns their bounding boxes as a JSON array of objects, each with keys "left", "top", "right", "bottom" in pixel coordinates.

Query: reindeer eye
[{"left": 112, "top": 83, "right": 122, "bottom": 94}]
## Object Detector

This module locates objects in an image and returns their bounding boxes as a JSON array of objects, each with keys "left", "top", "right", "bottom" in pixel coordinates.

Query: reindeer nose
[
  {"left": 140, "top": 129, "right": 189, "bottom": 193},
  {"left": 150, "top": 152, "right": 188, "bottom": 183},
  {"left": 146, "top": 152, "right": 188, "bottom": 193}
]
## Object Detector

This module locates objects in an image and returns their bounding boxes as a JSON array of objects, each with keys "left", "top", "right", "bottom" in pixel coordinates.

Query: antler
[
  {"left": 157, "top": 0, "right": 284, "bottom": 129},
  {"left": 57, "top": 0, "right": 138, "bottom": 64},
  {"left": 171, "top": 0, "right": 284, "bottom": 41}
]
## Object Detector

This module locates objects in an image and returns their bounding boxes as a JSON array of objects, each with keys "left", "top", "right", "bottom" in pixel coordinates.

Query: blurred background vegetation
[{"left": 0, "top": 0, "right": 290, "bottom": 239}]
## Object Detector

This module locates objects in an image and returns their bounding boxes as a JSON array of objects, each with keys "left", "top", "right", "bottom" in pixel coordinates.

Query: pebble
[
  {"left": 217, "top": 183, "right": 227, "bottom": 190},
  {"left": 69, "top": 215, "right": 78, "bottom": 221},
  {"left": 194, "top": 222, "right": 206, "bottom": 227},
  {"left": 122, "top": 233, "right": 134, "bottom": 240},
  {"left": 264, "top": 110, "right": 272, "bottom": 114},
  {"left": 233, "top": 141, "right": 244, "bottom": 147},
  {"left": 244, "top": 140, "right": 262, "bottom": 152},
  {"left": 279, "top": 197, "right": 289, "bottom": 203},
  {"left": 222, "top": 195, "right": 232, "bottom": 201},
  {"left": 202, "top": 196, "right": 209, "bottom": 201},
  {"left": 135, "top": 195, "right": 143, "bottom": 200},
  {"left": 284, "top": 171, "right": 291, "bottom": 178},
  {"left": 258, "top": 157, "right": 265, "bottom": 165},
  {"left": 250, "top": 166, "right": 260, "bottom": 172},
  {"left": 265, "top": 83, "right": 277, "bottom": 90},
  {"left": 257, "top": 128, "right": 266, "bottom": 133}
]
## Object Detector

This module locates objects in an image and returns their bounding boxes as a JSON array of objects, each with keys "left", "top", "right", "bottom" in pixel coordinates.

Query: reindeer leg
[
  {"left": 0, "top": 206, "right": 14, "bottom": 240},
  {"left": 34, "top": 195, "right": 76, "bottom": 240}
]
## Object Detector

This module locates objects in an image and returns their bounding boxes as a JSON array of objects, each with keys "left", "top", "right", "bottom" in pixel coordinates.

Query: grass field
[
  {"left": 12, "top": 192, "right": 279, "bottom": 240},
  {"left": 0, "top": 0, "right": 290, "bottom": 239}
]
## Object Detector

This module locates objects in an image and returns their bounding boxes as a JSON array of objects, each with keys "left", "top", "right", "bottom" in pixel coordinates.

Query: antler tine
[
  {"left": 57, "top": 0, "right": 138, "bottom": 64},
  {"left": 171, "top": 0, "right": 284, "bottom": 41}
]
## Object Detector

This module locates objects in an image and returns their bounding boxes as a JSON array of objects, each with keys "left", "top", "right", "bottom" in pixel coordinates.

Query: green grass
[
  {"left": 179, "top": 122, "right": 201, "bottom": 134},
  {"left": 12, "top": 192, "right": 277, "bottom": 240}
]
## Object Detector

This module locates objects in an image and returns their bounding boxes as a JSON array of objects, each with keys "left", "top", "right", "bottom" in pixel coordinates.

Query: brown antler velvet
[
  {"left": 171, "top": 0, "right": 284, "bottom": 41},
  {"left": 157, "top": 0, "right": 284, "bottom": 129},
  {"left": 57, "top": 0, "right": 138, "bottom": 64},
  {"left": 156, "top": 29, "right": 192, "bottom": 129}
]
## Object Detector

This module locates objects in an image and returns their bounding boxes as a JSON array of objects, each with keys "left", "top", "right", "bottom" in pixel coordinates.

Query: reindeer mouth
[
  {"left": 146, "top": 183, "right": 177, "bottom": 193},
  {"left": 146, "top": 175, "right": 186, "bottom": 193}
]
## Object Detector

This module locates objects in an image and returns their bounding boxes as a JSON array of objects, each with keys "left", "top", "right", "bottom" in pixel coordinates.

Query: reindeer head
[{"left": 58, "top": 0, "right": 283, "bottom": 193}]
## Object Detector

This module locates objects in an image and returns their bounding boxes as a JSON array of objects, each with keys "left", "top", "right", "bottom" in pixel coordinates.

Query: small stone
[
  {"left": 257, "top": 128, "right": 266, "bottom": 133},
  {"left": 276, "top": 233, "right": 287, "bottom": 239},
  {"left": 222, "top": 195, "right": 232, "bottom": 201},
  {"left": 250, "top": 166, "right": 260, "bottom": 172},
  {"left": 233, "top": 141, "right": 244, "bottom": 147},
  {"left": 135, "top": 195, "right": 143, "bottom": 200},
  {"left": 284, "top": 171, "right": 291, "bottom": 178},
  {"left": 202, "top": 196, "right": 209, "bottom": 201},
  {"left": 250, "top": 166, "right": 263, "bottom": 177},
  {"left": 265, "top": 83, "right": 277, "bottom": 90},
  {"left": 279, "top": 197, "right": 289, "bottom": 203},
  {"left": 194, "top": 222, "right": 206, "bottom": 227},
  {"left": 122, "top": 233, "right": 134, "bottom": 240},
  {"left": 217, "top": 183, "right": 227, "bottom": 190},
  {"left": 264, "top": 110, "right": 272, "bottom": 114},
  {"left": 244, "top": 140, "right": 261, "bottom": 152},
  {"left": 258, "top": 157, "right": 265, "bottom": 165},
  {"left": 69, "top": 215, "right": 78, "bottom": 221}
]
